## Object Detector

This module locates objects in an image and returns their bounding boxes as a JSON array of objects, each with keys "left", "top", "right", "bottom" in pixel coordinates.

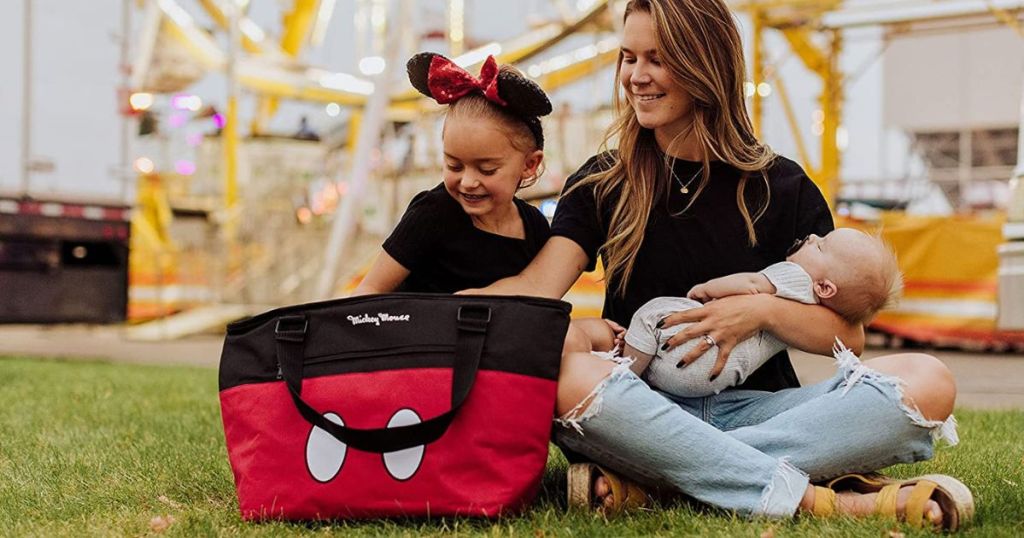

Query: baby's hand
[
  {"left": 687, "top": 283, "right": 714, "bottom": 303},
  {"left": 688, "top": 273, "right": 769, "bottom": 303}
]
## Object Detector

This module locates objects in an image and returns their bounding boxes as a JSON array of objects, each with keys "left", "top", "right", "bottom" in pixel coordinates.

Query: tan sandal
[
  {"left": 812, "top": 473, "right": 974, "bottom": 531},
  {"left": 567, "top": 463, "right": 653, "bottom": 516}
]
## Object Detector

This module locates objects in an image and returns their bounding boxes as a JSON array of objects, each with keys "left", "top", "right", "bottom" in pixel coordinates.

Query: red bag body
[{"left": 218, "top": 294, "right": 570, "bottom": 520}]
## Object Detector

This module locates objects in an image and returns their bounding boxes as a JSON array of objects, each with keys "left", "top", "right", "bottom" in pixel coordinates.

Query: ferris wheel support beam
[
  {"left": 148, "top": 0, "right": 620, "bottom": 123},
  {"left": 251, "top": 0, "right": 320, "bottom": 134},
  {"left": 389, "top": 0, "right": 613, "bottom": 105},
  {"left": 222, "top": 0, "right": 241, "bottom": 251},
  {"left": 741, "top": 0, "right": 1023, "bottom": 209},
  {"left": 820, "top": 0, "right": 1024, "bottom": 29},
  {"left": 196, "top": 0, "right": 278, "bottom": 55},
  {"left": 778, "top": 26, "right": 843, "bottom": 206},
  {"left": 194, "top": 0, "right": 321, "bottom": 133},
  {"left": 316, "top": 0, "right": 411, "bottom": 299}
]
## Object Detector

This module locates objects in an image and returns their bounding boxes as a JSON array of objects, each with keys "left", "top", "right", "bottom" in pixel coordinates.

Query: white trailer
[{"left": 0, "top": 1, "right": 132, "bottom": 323}]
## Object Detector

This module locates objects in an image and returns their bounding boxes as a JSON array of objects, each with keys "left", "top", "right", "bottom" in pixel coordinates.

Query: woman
[{"left": 473, "top": 0, "right": 972, "bottom": 529}]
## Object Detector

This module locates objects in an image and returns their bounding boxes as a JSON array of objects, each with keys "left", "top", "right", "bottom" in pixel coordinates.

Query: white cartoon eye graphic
[
  {"left": 305, "top": 412, "right": 347, "bottom": 483},
  {"left": 382, "top": 408, "right": 425, "bottom": 481}
]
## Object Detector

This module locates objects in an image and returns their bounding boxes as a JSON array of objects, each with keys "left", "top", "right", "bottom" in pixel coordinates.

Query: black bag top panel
[{"left": 220, "top": 293, "right": 572, "bottom": 391}]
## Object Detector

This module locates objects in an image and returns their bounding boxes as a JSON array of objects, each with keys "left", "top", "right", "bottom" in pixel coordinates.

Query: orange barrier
[{"left": 843, "top": 213, "right": 1024, "bottom": 349}]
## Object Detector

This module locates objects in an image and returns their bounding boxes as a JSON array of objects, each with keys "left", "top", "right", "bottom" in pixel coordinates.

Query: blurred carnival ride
[{"left": 115, "top": 0, "right": 1024, "bottom": 348}]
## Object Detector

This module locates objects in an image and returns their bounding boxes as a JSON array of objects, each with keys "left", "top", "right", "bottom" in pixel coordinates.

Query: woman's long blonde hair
[{"left": 574, "top": 0, "right": 776, "bottom": 295}]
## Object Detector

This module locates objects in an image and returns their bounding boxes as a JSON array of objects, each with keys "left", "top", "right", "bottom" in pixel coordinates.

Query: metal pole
[
  {"left": 120, "top": 0, "right": 132, "bottom": 203},
  {"left": 224, "top": 1, "right": 241, "bottom": 248},
  {"left": 1008, "top": 87, "right": 1024, "bottom": 228},
  {"left": 751, "top": 9, "right": 764, "bottom": 138},
  {"left": 959, "top": 128, "right": 972, "bottom": 211},
  {"left": 20, "top": 0, "right": 33, "bottom": 196},
  {"left": 996, "top": 80, "right": 1024, "bottom": 330},
  {"left": 316, "top": 0, "right": 409, "bottom": 299},
  {"left": 820, "top": 29, "right": 843, "bottom": 207}
]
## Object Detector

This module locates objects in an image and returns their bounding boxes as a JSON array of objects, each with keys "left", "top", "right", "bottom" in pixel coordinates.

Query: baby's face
[{"left": 786, "top": 228, "right": 871, "bottom": 282}]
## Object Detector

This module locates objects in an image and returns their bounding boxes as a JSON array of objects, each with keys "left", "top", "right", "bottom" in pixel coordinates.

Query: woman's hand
[
  {"left": 659, "top": 294, "right": 772, "bottom": 380},
  {"left": 457, "top": 237, "right": 589, "bottom": 299}
]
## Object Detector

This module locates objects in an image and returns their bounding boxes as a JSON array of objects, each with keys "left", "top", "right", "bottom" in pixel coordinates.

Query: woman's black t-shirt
[
  {"left": 383, "top": 183, "right": 551, "bottom": 293},
  {"left": 551, "top": 152, "right": 833, "bottom": 392}
]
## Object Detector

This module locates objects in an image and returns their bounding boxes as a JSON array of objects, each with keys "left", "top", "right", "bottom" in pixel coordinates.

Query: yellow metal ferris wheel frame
[{"left": 142, "top": 0, "right": 1024, "bottom": 212}]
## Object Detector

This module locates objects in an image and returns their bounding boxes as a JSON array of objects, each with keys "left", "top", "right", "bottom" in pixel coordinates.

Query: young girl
[{"left": 352, "top": 52, "right": 553, "bottom": 295}]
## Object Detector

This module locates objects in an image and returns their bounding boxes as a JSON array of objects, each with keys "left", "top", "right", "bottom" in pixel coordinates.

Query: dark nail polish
[
  {"left": 661, "top": 343, "right": 670, "bottom": 351},
  {"left": 709, "top": 374, "right": 719, "bottom": 382},
  {"left": 676, "top": 360, "right": 687, "bottom": 369},
  {"left": 656, "top": 319, "right": 665, "bottom": 329}
]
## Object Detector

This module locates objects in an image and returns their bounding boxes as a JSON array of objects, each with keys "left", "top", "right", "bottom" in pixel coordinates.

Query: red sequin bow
[{"left": 426, "top": 54, "right": 507, "bottom": 107}]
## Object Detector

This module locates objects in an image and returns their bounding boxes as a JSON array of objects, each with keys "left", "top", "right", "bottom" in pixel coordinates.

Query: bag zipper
[
  {"left": 226, "top": 294, "right": 570, "bottom": 335},
  {"left": 274, "top": 346, "right": 453, "bottom": 382}
]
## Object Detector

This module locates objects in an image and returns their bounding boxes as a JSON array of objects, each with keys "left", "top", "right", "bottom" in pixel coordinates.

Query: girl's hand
[{"left": 659, "top": 294, "right": 771, "bottom": 380}]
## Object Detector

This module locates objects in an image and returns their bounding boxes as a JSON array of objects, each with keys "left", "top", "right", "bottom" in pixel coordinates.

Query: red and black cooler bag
[{"left": 218, "top": 293, "right": 571, "bottom": 520}]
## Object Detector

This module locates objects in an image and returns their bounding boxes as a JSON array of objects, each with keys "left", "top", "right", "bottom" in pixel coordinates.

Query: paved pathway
[
  {"left": 1, "top": 324, "right": 1022, "bottom": 409},
  {"left": 790, "top": 349, "right": 1024, "bottom": 410}
]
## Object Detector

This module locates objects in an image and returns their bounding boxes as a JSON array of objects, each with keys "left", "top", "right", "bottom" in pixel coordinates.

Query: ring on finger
[{"left": 702, "top": 334, "right": 716, "bottom": 347}]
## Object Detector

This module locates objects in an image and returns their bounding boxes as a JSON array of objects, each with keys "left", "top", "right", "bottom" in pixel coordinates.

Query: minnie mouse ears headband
[{"left": 407, "top": 52, "right": 553, "bottom": 148}]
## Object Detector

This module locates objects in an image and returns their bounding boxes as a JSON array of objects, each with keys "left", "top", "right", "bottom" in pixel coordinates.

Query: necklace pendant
[{"left": 680, "top": 186, "right": 689, "bottom": 194}]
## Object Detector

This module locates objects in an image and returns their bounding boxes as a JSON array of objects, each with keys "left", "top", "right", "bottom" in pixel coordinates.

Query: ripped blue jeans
[{"left": 554, "top": 344, "right": 958, "bottom": 517}]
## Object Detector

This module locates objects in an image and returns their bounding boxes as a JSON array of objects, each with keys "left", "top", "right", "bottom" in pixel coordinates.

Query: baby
[{"left": 575, "top": 228, "right": 903, "bottom": 397}]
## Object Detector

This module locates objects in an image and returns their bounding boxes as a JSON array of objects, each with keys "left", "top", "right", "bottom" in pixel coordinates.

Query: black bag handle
[{"left": 274, "top": 304, "right": 490, "bottom": 453}]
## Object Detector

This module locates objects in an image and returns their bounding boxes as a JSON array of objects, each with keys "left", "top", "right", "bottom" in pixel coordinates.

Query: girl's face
[
  {"left": 620, "top": 10, "right": 695, "bottom": 147},
  {"left": 441, "top": 115, "right": 542, "bottom": 221}
]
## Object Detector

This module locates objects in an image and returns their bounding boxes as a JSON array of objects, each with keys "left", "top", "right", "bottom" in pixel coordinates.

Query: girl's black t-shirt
[
  {"left": 383, "top": 183, "right": 551, "bottom": 294},
  {"left": 551, "top": 152, "right": 834, "bottom": 392}
]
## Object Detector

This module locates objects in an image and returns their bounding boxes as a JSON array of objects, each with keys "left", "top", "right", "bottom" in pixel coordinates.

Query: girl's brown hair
[
  {"left": 444, "top": 92, "right": 543, "bottom": 189},
  {"left": 441, "top": 66, "right": 547, "bottom": 189},
  {"left": 571, "top": 0, "right": 776, "bottom": 295}
]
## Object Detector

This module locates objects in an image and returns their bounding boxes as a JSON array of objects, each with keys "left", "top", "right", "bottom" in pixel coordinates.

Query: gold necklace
[{"left": 670, "top": 165, "right": 702, "bottom": 194}]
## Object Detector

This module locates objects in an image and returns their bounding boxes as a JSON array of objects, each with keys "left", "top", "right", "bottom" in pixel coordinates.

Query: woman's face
[{"left": 620, "top": 10, "right": 695, "bottom": 148}]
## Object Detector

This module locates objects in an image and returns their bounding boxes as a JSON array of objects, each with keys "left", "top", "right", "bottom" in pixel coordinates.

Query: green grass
[{"left": 1, "top": 357, "right": 1022, "bottom": 537}]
